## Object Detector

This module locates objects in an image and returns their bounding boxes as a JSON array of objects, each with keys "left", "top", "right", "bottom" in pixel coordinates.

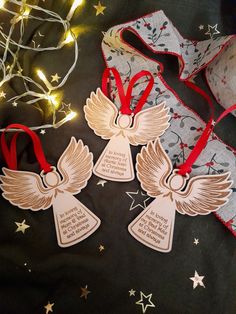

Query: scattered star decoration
[
  {"left": 98, "top": 244, "right": 105, "bottom": 252},
  {"left": 193, "top": 238, "right": 199, "bottom": 245},
  {"left": 126, "top": 190, "right": 150, "bottom": 211},
  {"left": 198, "top": 25, "right": 204, "bottom": 30},
  {"left": 136, "top": 291, "right": 155, "bottom": 313},
  {"left": 93, "top": 1, "right": 106, "bottom": 16},
  {"left": 129, "top": 289, "right": 136, "bottom": 296},
  {"left": 59, "top": 102, "right": 72, "bottom": 115},
  {"left": 97, "top": 179, "right": 107, "bottom": 187},
  {"left": 205, "top": 24, "right": 220, "bottom": 38},
  {"left": 80, "top": 285, "right": 91, "bottom": 299},
  {"left": 0, "top": 91, "right": 6, "bottom": 98},
  {"left": 44, "top": 301, "right": 54, "bottom": 314},
  {"left": 40, "top": 129, "right": 46, "bottom": 135},
  {"left": 12, "top": 101, "right": 18, "bottom": 107},
  {"left": 51, "top": 73, "right": 61, "bottom": 83},
  {"left": 15, "top": 220, "right": 30, "bottom": 234},
  {"left": 190, "top": 271, "right": 205, "bottom": 289}
]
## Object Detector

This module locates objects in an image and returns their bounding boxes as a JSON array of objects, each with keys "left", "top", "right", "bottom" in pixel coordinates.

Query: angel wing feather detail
[
  {"left": 57, "top": 137, "right": 93, "bottom": 194},
  {"left": 125, "top": 103, "right": 170, "bottom": 146},
  {"left": 136, "top": 139, "right": 232, "bottom": 215},
  {"left": 0, "top": 168, "right": 54, "bottom": 210},
  {"left": 84, "top": 88, "right": 119, "bottom": 139},
  {"left": 0, "top": 137, "right": 93, "bottom": 210}
]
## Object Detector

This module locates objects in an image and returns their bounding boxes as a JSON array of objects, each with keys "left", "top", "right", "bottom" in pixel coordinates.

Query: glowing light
[
  {"left": 0, "top": 0, "right": 5, "bottom": 8},
  {"left": 65, "top": 111, "right": 77, "bottom": 121},
  {"left": 37, "top": 69, "right": 47, "bottom": 82},
  {"left": 66, "top": 0, "right": 83, "bottom": 21},
  {"left": 47, "top": 94, "right": 59, "bottom": 108},
  {"left": 22, "top": 7, "right": 31, "bottom": 18},
  {"left": 64, "top": 31, "right": 74, "bottom": 45}
]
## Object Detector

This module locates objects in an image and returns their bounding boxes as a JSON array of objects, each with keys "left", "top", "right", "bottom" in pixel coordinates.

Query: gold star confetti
[
  {"left": 136, "top": 291, "right": 155, "bottom": 313},
  {"left": 40, "top": 129, "right": 46, "bottom": 135},
  {"left": 190, "top": 271, "right": 205, "bottom": 289},
  {"left": 97, "top": 179, "right": 107, "bottom": 187},
  {"left": 0, "top": 91, "right": 6, "bottom": 98},
  {"left": 44, "top": 301, "right": 54, "bottom": 314},
  {"left": 80, "top": 285, "right": 91, "bottom": 299},
  {"left": 193, "top": 238, "right": 199, "bottom": 245},
  {"left": 12, "top": 101, "right": 18, "bottom": 107},
  {"left": 93, "top": 1, "right": 106, "bottom": 16},
  {"left": 129, "top": 289, "right": 136, "bottom": 296},
  {"left": 51, "top": 73, "right": 61, "bottom": 83},
  {"left": 98, "top": 244, "right": 105, "bottom": 252},
  {"left": 15, "top": 220, "right": 30, "bottom": 234}
]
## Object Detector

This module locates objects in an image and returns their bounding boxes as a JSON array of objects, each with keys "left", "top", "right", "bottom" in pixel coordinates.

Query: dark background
[{"left": 0, "top": 0, "right": 235, "bottom": 313}]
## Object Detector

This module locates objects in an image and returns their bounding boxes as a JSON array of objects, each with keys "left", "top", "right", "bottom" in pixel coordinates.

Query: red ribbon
[
  {"left": 102, "top": 67, "right": 154, "bottom": 115},
  {"left": 178, "top": 99, "right": 236, "bottom": 176},
  {"left": 1, "top": 124, "right": 52, "bottom": 173}
]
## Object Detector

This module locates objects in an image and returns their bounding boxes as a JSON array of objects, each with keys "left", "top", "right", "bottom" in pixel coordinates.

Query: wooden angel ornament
[
  {"left": 84, "top": 88, "right": 170, "bottom": 182},
  {"left": 128, "top": 139, "right": 232, "bottom": 252},
  {"left": 0, "top": 137, "right": 101, "bottom": 248}
]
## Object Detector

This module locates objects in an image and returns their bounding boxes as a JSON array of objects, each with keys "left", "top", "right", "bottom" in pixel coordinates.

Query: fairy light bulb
[
  {"left": 66, "top": 0, "right": 83, "bottom": 21},
  {"left": 0, "top": 0, "right": 5, "bottom": 8},
  {"left": 22, "top": 7, "right": 31, "bottom": 18},
  {"left": 47, "top": 94, "right": 59, "bottom": 108},
  {"left": 37, "top": 69, "right": 47, "bottom": 82},
  {"left": 65, "top": 111, "right": 77, "bottom": 121},
  {"left": 63, "top": 31, "right": 74, "bottom": 45}
]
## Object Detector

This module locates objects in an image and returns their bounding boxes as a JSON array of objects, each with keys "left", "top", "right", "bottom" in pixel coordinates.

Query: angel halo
[
  {"left": 84, "top": 88, "right": 170, "bottom": 182},
  {"left": 0, "top": 137, "right": 101, "bottom": 248},
  {"left": 128, "top": 139, "right": 232, "bottom": 253}
]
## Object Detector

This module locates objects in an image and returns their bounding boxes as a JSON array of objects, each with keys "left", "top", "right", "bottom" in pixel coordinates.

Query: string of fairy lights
[{"left": 0, "top": 0, "right": 83, "bottom": 132}]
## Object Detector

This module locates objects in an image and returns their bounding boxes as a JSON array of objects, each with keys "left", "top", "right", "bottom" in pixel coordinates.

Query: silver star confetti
[
  {"left": 126, "top": 190, "right": 150, "bottom": 211},
  {"left": 190, "top": 271, "right": 205, "bottom": 289}
]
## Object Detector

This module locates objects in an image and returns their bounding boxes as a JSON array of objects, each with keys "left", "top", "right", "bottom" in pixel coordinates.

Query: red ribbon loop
[
  {"left": 102, "top": 67, "right": 154, "bottom": 115},
  {"left": 178, "top": 101, "right": 236, "bottom": 176},
  {"left": 1, "top": 124, "right": 52, "bottom": 173}
]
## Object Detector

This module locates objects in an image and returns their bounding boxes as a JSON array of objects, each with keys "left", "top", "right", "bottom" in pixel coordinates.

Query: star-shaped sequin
[
  {"left": 190, "top": 271, "right": 205, "bottom": 289},
  {"left": 40, "top": 129, "right": 46, "bottom": 135},
  {"left": 93, "top": 1, "right": 106, "bottom": 16},
  {"left": 193, "top": 238, "right": 199, "bottom": 245},
  {"left": 126, "top": 190, "right": 150, "bottom": 211},
  {"left": 51, "top": 73, "right": 61, "bottom": 83},
  {"left": 129, "top": 289, "right": 136, "bottom": 296},
  {"left": 205, "top": 24, "right": 220, "bottom": 38},
  {"left": 97, "top": 179, "right": 107, "bottom": 187},
  {"left": 12, "top": 101, "right": 18, "bottom": 107},
  {"left": 80, "top": 285, "right": 91, "bottom": 299},
  {"left": 15, "top": 220, "right": 30, "bottom": 234},
  {"left": 0, "top": 91, "right": 6, "bottom": 98},
  {"left": 98, "top": 244, "right": 105, "bottom": 252},
  {"left": 44, "top": 301, "right": 54, "bottom": 314},
  {"left": 136, "top": 292, "right": 155, "bottom": 313}
]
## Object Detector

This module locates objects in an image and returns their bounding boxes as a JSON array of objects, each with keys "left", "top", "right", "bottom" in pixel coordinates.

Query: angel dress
[
  {"left": 0, "top": 137, "right": 101, "bottom": 248},
  {"left": 128, "top": 139, "right": 232, "bottom": 252},
  {"left": 84, "top": 88, "right": 170, "bottom": 182}
]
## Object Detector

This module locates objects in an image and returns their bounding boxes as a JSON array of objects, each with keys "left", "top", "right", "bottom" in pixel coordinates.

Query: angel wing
[
  {"left": 57, "top": 137, "right": 93, "bottom": 194},
  {"left": 173, "top": 172, "right": 232, "bottom": 216},
  {"left": 0, "top": 168, "right": 54, "bottom": 210},
  {"left": 125, "top": 102, "right": 169, "bottom": 146},
  {"left": 136, "top": 139, "right": 172, "bottom": 197},
  {"left": 84, "top": 88, "right": 120, "bottom": 139}
]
